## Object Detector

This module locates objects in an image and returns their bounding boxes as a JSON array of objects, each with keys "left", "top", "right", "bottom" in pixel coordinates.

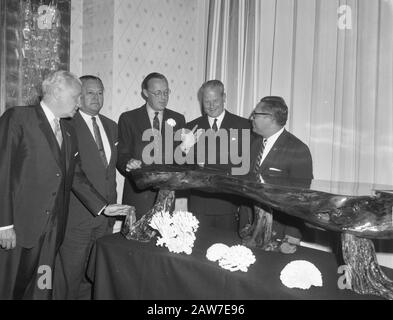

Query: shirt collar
[
  {"left": 79, "top": 110, "right": 100, "bottom": 123},
  {"left": 265, "top": 127, "right": 285, "bottom": 145},
  {"left": 146, "top": 103, "right": 164, "bottom": 119},
  {"left": 40, "top": 101, "right": 57, "bottom": 124},
  {"left": 208, "top": 109, "right": 226, "bottom": 128}
]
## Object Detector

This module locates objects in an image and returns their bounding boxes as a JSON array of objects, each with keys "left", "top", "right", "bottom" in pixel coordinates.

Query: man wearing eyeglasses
[
  {"left": 117, "top": 72, "right": 186, "bottom": 219},
  {"left": 245, "top": 96, "right": 313, "bottom": 247}
]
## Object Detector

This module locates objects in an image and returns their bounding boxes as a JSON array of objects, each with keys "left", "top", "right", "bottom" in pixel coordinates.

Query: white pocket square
[
  {"left": 114, "top": 142, "right": 119, "bottom": 146},
  {"left": 74, "top": 152, "right": 79, "bottom": 157},
  {"left": 231, "top": 137, "right": 237, "bottom": 141},
  {"left": 269, "top": 167, "right": 282, "bottom": 172}
]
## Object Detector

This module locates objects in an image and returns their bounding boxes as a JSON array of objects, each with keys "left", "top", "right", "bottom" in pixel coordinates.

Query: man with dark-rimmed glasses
[
  {"left": 117, "top": 72, "right": 186, "bottom": 219},
  {"left": 242, "top": 96, "right": 313, "bottom": 249}
]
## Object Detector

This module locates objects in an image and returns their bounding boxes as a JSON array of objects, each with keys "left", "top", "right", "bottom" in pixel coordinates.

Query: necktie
[
  {"left": 212, "top": 118, "right": 218, "bottom": 132},
  {"left": 153, "top": 112, "right": 160, "bottom": 131},
  {"left": 254, "top": 138, "right": 268, "bottom": 181},
  {"left": 92, "top": 116, "right": 108, "bottom": 167},
  {"left": 53, "top": 118, "right": 63, "bottom": 147}
]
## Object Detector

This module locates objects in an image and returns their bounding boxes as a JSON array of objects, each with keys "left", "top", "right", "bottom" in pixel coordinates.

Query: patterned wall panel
[{"left": 111, "top": 0, "right": 207, "bottom": 123}]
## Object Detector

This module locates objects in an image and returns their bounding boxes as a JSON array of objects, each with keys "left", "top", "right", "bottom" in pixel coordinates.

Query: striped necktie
[
  {"left": 53, "top": 118, "right": 63, "bottom": 147},
  {"left": 254, "top": 138, "right": 267, "bottom": 182},
  {"left": 153, "top": 112, "right": 160, "bottom": 131},
  {"left": 92, "top": 116, "right": 108, "bottom": 167},
  {"left": 212, "top": 118, "right": 218, "bottom": 132}
]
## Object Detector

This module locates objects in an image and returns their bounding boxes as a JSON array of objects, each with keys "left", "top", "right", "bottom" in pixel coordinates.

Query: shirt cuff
[
  {"left": 97, "top": 205, "right": 107, "bottom": 216},
  {"left": 0, "top": 225, "right": 14, "bottom": 231}
]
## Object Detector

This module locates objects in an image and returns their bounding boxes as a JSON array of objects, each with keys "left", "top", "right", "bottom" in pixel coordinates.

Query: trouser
[
  {"left": 0, "top": 218, "right": 59, "bottom": 300},
  {"left": 53, "top": 218, "right": 110, "bottom": 300}
]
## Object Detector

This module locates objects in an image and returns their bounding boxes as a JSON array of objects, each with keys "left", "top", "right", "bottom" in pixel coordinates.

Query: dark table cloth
[{"left": 87, "top": 227, "right": 392, "bottom": 300}]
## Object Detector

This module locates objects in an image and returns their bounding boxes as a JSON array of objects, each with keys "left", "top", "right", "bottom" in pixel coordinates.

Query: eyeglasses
[
  {"left": 250, "top": 112, "right": 272, "bottom": 119},
  {"left": 147, "top": 89, "right": 171, "bottom": 98}
]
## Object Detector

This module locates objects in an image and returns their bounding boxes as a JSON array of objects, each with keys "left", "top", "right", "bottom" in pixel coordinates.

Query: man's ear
[
  {"left": 142, "top": 89, "right": 148, "bottom": 100},
  {"left": 52, "top": 86, "right": 61, "bottom": 100},
  {"left": 223, "top": 92, "right": 227, "bottom": 103}
]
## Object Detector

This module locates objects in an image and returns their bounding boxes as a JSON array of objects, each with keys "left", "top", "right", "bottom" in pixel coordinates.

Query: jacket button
[
  {"left": 45, "top": 210, "right": 50, "bottom": 215},
  {"left": 52, "top": 192, "right": 57, "bottom": 196},
  {"left": 56, "top": 173, "right": 61, "bottom": 177}
]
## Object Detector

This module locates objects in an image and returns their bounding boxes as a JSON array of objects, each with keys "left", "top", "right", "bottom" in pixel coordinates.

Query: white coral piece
[
  {"left": 206, "top": 244, "right": 256, "bottom": 272},
  {"left": 280, "top": 260, "right": 323, "bottom": 289},
  {"left": 206, "top": 243, "right": 230, "bottom": 262},
  {"left": 149, "top": 210, "right": 199, "bottom": 255}
]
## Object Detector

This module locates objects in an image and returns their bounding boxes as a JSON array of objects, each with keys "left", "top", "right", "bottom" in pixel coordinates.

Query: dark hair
[
  {"left": 142, "top": 72, "right": 168, "bottom": 90},
  {"left": 79, "top": 75, "right": 104, "bottom": 89},
  {"left": 260, "top": 96, "right": 288, "bottom": 126},
  {"left": 201, "top": 80, "right": 225, "bottom": 96}
]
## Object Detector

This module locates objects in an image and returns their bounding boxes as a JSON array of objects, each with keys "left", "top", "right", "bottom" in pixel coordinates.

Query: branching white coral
[
  {"left": 280, "top": 260, "right": 323, "bottom": 289},
  {"left": 149, "top": 210, "right": 199, "bottom": 255}
]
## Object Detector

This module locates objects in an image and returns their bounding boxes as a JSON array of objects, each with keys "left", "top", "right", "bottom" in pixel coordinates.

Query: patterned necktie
[
  {"left": 212, "top": 118, "right": 218, "bottom": 132},
  {"left": 153, "top": 112, "right": 160, "bottom": 131},
  {"left": 92, "top": 116, "right": 108, "bottom": 167},
  {"left": 254, "top": 138, "right": 268, "bottom": 181},
  {"left": 53, "top": 118, "right": 63, "bottom": 147}
]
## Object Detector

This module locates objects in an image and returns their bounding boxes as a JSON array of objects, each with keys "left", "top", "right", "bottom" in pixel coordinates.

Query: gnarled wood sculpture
[{"left": 121, "top": 165, "right": 393, "bottom": 299}]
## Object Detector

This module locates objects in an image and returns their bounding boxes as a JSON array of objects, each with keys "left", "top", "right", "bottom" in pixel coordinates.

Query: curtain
[{"left": 205, "top": 0, "right": 393, "bottom": 186}]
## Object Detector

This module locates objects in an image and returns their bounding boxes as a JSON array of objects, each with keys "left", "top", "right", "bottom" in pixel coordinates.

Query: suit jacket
[
  {"left": 250, "top": 129, "right": 313, "bottom": 187},
  {"left": 65, "top": 112, "right": 118, "bottom": 229},
  {"left": 186, "top": 110, "right": 251, "bottom": 216},
  {"left": 0, "top": 105, "right": 107, "bottom": 248},
  {"left": 117, "top": 105, "right": 186, "bottom": 217}
]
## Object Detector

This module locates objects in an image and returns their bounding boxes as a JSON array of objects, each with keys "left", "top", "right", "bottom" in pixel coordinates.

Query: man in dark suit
[
  {"left": 54, "top": 75, "right": 119, "bottom": 299},
  {"left": 186, "top": 80, "right": 251, "bottom": 231},
  {"left": 0, "top": 71, "right": 131, "bottom": 300},
  {"left": 117, "top": 72, "right": 186, "bottom": 220},
  {"left": 248, "top": 96, "right": 313, "bottom": 243}
]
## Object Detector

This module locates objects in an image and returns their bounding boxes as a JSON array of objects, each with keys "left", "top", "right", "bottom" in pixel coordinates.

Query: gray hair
[
  {"left": 42, "top": 70, "right": 81, "bottom": 97},
  {"left": 201, "top": 80, "right": 225, "bottom": 96}
]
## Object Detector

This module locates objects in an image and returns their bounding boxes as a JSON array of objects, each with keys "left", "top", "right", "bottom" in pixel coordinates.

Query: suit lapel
[
  {"left": 260, "top": 129, "right": 288, "bottom": 171},
  {"left": 35, "top": 105, "right": 63, "bottom": 170},
  {"left": 99, "top": 114, "right": 116, "bottom": 167},
  {"left": 220, "top": 110, "right": 232, "bottom": 130},
  {"left": 199, "top": 115, "right": 211, "bottom": 130},
  {"left": 140, "top": 105, "right": 153, "bottom": 133},
  {"left": 61, "top": 120, "right": 72, "bottom": 172}
]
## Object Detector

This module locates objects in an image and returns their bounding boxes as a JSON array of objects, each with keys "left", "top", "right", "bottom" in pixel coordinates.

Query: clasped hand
[{"left": 0, "top": 228, "right": 16, "bottom": 250}]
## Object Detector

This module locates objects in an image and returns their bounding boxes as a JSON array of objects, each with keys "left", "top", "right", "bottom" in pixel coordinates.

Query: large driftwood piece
[
  {"left": 342, "top": 233, "right": 393, "bottom": 300},
  {"left": 122, "top": 189, "right": 175, "bottom": 242},
  {"left": 130, "top": 166, "right": 393, "bottom": 239},
  {"left": 125, "top": 165, "right": 393, "bottom": 299}
]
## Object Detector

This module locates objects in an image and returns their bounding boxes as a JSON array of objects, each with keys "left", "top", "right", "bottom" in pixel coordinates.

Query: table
[{"left": 87, "top": 227, "right": 392, "bottom": 300}]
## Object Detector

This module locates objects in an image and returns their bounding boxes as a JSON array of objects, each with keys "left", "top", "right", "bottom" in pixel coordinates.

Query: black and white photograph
[{"left": 0, "top": 0, "right": 393, "bottom": 305}]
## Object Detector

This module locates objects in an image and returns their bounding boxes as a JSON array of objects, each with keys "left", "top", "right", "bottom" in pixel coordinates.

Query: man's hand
[
  {"left": 126, "top": 158, "right": 142, "bottom": 172},
  {"left": 0, "top": 228, "right": 16, "bottom": 250},
  {"left": 180, "top": 125, "right": 203, "bottom": 154},
  {"left": 104, "top": 204, "right": 133, "bottom": 217}
]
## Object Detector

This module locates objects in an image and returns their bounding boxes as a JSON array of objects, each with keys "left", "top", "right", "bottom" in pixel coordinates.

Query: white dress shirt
[
  {"left": 259, "top": 127, "right": 285, "bottom": 166},
  {"left": 79, "top": 111, "right": 111, "bottom": 164},
  {"left": 207, "top": 109, "right": 226, "bottom": 130}
]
